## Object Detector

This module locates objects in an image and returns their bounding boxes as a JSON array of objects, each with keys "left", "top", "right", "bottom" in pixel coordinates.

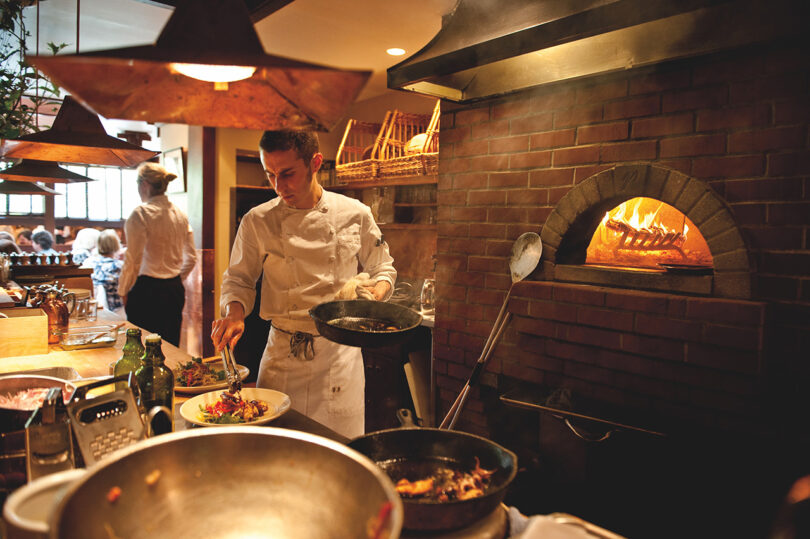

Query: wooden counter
[{"left": 0, "top": 310, "right": 192, "bottom": 383}]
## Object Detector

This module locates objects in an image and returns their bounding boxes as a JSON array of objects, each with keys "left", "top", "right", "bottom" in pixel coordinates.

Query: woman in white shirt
[{"left": 119, "top": 162, "right": 197, "bottom": 346}]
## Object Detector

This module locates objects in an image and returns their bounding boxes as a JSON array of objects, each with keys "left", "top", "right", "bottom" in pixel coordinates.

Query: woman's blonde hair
[
  {"left": 137, "top": 162, "right": 176, "bottom": 196},
  {"left": 97, "top": 229, "right": 121, "bottom": 257}
]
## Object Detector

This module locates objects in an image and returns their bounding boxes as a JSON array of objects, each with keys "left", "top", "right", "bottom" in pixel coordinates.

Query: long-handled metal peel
[{"left": 440, "top": 232, "right": 542, "bottom": 429}]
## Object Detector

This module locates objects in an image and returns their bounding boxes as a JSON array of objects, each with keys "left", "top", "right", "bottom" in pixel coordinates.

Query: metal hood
[{"left": 388, "top": 0, "right": 808, "bottom": 102}]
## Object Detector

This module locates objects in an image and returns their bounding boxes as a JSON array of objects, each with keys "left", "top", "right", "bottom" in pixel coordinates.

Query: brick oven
[{"left": 428, "top": 35, "right": 810, "bottom": 538}]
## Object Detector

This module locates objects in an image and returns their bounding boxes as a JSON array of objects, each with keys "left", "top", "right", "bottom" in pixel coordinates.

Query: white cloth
[
  {"left": 258, "top": 326, "right": 365, "bottom": 438},
  {"left": 221, "top": 190, "right": 396, "bottom": 435},
  {"left": 119, "top": 194, "right": 197, "bottom": 296},
  {"left": 335, "top": 272, "right": 376, "bottom": 300}
]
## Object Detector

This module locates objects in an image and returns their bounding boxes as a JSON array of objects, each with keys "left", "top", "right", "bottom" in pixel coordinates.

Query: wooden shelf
[
  {"left": 379, "top": 223, "right": 437, "bottom": 230},
  {"left": 328, "top": 175, "right": 437, "bottom": 190}
]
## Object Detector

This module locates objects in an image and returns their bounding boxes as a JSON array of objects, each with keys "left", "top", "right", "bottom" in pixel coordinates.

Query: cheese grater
[{"left": 65, "top": 374, "right": 146, "bottom": 466}]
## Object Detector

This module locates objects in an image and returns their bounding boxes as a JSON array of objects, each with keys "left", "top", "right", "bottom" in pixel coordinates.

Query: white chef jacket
[
  {"left": 220, "top": 190, "right": 396, "bottom": 437},
  {"left": 220, "top": 189, "right": 396, "bottom": 330},
  {"left": 119, "top": 194, "right": 197, "bottom": 296}
]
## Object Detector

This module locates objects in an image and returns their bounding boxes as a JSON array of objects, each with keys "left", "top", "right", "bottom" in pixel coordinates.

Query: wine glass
[{"left": 420, "top": 278, "right": 435, "bottom": 314}]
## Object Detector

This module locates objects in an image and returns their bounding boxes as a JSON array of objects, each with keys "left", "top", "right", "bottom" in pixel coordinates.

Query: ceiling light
[
  {"left": 0, "top": 159, "right": 94, "bottom": 183},
  {"left": 170, "top": 63, "right": 257, "bottom": 85},
  {"left": 26, "top": 0, "right": 371, "bottom": 131},
  {"left": 0, "top": 96, "right": 159, "bottom": 167},
  {"left": 0, "top": 180, "right": 59, "bottom": 196},
  {"left": 386, "top": 48, "right": 406, "bottom": 56}
]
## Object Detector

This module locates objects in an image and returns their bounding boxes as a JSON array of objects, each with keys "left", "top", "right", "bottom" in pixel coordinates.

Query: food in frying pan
[
  {"left": 174, "top": 357, "right": 227, "bottom": 387},
  {"left": 394, "top": 457, "right": 495, "bottom": 502},
  {"left": 198, "top": 391, "right": 269, "bottom": 424},
  {"left": 327, "top": 316, "right": 399, "bottom": 332},
  {"left": 0, "top": 387, "right": 52, "bottom": 410}
]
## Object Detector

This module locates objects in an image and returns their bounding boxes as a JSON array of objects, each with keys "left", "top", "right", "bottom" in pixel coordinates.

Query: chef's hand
[
  {"left": 211, "top": 301, "right": 246, "bottom": 352},
  {"left": 362, "top": 280, "right": 391, "bottom": 301},
  {"left": 121, "top": 294, "right": 127, "bottom": 306}
]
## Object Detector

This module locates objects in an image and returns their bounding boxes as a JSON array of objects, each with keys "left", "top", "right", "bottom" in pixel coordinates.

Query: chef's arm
[
  {"left": 213, "top": 216, "right": 262, "bottom": 351},
  {"left": 211, "top": 301, "right": 245, "bottom": 351},
  {"left": 358, "top": 207, "right": 397, "bottom": 301},
  {"left": 363, "top": 280, "right": 392, "bottom": 301}
]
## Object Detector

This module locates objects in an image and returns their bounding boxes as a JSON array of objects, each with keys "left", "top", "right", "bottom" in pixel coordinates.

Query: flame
[{"left": 586, "top": 197, "right": 712, "bottom": 269}]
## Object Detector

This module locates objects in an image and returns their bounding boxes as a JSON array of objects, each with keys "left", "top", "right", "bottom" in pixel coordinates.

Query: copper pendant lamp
[
  {"left": 0, "top": 180, "right": 59, "bottom": 195},
  {"left": 26, "top": 0, "right": 371, "bottom": 132},
  {"left": 0, "top": 96, "right": 159, "bottom": 167},
  {"left": 0, "top": 158, "right": 94, "bottom": 183}
]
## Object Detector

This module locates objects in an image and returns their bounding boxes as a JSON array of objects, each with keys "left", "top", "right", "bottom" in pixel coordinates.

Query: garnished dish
[
  {"left": 172, "top": 358, "right": 249, "bottom": 394},
  {"left": 179, "top": 387, "right": 291, "bottom": 427},
  {"left": 394, "top": 457, "right": 495, "bottom": 502},
  {"left": 174, "top": 357, "right": 227, "bottom": 387},
  {"left": 199, "top": 391, "right": 269, "bottom": 424}
]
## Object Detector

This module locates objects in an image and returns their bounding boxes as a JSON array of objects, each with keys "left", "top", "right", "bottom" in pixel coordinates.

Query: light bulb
[{"left": 171, "top": 63, "right": 256, "bottom": 83}]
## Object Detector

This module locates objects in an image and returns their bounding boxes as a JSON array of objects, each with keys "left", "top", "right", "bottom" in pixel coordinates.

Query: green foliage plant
[{"left": 1, "top": 0, "right": 66, "bottom": 139}]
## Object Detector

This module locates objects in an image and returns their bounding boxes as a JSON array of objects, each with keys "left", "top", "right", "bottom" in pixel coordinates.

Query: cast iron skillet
[
  {"left": 348, "top": 419, "right": 518, "bottom": 532},
  {"left": 309, "top": 299, "right": 423, "bottom": 348}
]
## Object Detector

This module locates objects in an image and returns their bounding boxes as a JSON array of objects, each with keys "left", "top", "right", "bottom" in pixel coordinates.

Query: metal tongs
[{"left": 220, "top": 344, "right": 241, "bottom": 396}]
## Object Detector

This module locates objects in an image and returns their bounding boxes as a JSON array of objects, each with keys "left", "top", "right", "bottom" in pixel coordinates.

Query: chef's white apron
[{"left": 257, "top": 326, "right": 365, "bottom": 439}]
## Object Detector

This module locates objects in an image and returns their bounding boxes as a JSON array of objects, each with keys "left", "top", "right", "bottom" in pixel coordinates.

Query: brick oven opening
[
  {"left": 541, "top": 164, "right": 753, "bottom": 299},
  {"left": 586, "top": 196, "right": 713, "bottom": 271}
]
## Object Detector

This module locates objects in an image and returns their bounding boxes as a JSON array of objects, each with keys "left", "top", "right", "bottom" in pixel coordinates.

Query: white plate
[
  {"left": 173, "top": 364, "right": 250, "bottom": 394},
  {"left": 179, "top": 387, "right": 291, "bottom": 427}
]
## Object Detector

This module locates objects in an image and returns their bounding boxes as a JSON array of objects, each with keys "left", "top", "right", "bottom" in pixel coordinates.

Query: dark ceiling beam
[{"left": 134, "top": 0, "right": 295, "bottom": 23}]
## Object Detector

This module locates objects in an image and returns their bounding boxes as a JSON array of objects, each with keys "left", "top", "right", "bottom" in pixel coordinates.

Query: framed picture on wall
[{"left": 161, "top": 147, "right": 187, "bottom": 194}]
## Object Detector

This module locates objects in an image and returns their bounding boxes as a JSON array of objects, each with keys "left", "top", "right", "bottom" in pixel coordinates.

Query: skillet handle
[{"left": 396, "top": 408, "right": 419, "bottom": 428}]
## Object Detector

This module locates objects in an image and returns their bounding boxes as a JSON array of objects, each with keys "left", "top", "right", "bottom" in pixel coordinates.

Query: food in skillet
[
  {"left": 327, "top": 316, "right": 399, "bottom": 332},
  {"left": 0, "top": 387, "right": 53, "bottom": 410},
  {"left": 395, "top": 457, "right": 495, "bottom": 502},
  {"left": 198, "top": 391, "right": 270, "bottom": 424},
  {"left": 174, "top": 357, "right": 227, "bottom": 387}
]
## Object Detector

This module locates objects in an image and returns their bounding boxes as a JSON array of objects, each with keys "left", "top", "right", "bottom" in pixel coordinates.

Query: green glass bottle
[
  {"left": 134, "top": 334, "right": 175, "bottom": 433},
  {"left": 114, "top": 328, "right": 145, "bottom": 390}
]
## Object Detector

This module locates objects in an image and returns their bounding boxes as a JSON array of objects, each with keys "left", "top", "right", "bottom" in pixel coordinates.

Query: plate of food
[
  {"left": 173, "top": 357, "right": 250, "bottom": 394},
  {"left": 179, "top": 387, "right": 291, "bottom": 427}
]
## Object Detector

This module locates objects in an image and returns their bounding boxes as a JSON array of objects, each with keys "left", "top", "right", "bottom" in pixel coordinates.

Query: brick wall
[{"left": 434, "top": 40, "right": 810, "bottom": 437}]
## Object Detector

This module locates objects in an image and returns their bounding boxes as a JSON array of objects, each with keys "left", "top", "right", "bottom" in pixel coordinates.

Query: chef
[{"left": 211, "top": 129, "right": 396, "bottom": 438}]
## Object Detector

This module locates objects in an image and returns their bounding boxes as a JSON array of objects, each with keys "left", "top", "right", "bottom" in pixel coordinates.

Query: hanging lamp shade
[
  {"left": 0, "top": 159, "right": 94, "bottom": 183},
  {"left": 0, "top": 180, "right": 59, "bottom": 195},
  {"left": 25, "top": 0, "right": 371, "bottom": 132},
  {"left": 0, "top": 96, "right": 159, "bottom": 167}
]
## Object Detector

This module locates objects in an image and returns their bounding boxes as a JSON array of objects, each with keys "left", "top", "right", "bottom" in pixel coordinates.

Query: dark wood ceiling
[{"left": 135, "top": 0, "right": 294, "bottom": 22}]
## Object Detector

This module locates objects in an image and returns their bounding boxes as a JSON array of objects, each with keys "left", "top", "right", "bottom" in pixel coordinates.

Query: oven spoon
[{"left": 440, "top": 232, "right": 542, "bottom": 429}]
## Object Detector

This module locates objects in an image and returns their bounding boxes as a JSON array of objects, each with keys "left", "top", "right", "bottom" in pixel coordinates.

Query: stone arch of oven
[{"left": 539, "top": 164, "right": 753, "bottom": 299}]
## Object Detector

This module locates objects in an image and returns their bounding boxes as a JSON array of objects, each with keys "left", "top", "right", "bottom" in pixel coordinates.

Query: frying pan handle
[{"left": 396, "top": 408, "right": 419, "bottom": 428}]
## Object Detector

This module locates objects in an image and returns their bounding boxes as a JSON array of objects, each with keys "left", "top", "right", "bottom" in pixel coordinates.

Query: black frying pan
[
  {"left": 309, "top": 299, "right": 423, "bottom": 348},
  {"left": 348, "top": 423, "right": 517, "bottom": 531}
]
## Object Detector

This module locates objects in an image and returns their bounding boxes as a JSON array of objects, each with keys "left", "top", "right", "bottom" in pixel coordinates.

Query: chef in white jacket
[{"left": 211, "top": 129, "right": 396, "bottom": 438}]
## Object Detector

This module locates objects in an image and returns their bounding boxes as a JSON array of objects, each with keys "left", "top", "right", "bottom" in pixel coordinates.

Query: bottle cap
[{"left": 145, "top": 334, "right": 162, "bottom": 344}]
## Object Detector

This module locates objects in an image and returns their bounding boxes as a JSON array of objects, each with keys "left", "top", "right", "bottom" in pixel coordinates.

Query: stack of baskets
[
  {"left": 377, "top": 100, "right": 440, "bottom": 180},
  {"left": 334, "top": 100, "right": 441, "bottom": 184},
  {"left": 334, "top": 116, "right": 388, "bottom": 184}
]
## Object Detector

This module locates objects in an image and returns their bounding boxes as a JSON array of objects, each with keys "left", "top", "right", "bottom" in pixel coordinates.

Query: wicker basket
[
  {"left": 335, "top": 116, "right": 388, "bottom": 183},
  {"left": 378, "top": 100, "right": 440, "bottom": 179}
]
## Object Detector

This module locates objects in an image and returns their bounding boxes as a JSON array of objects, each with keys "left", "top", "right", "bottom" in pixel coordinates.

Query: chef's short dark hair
[{"left": 259, "top": 129, "right": 319, "bottom": 163}]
